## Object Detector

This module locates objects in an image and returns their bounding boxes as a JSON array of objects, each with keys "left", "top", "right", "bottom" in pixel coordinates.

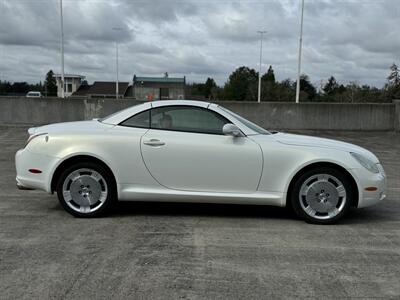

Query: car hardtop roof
[
  {"left": 101, "top": 100, "right": 215, "bottom": 125},
  {"left": 150, "top": 100, "right": 211, "bottom": 108}
]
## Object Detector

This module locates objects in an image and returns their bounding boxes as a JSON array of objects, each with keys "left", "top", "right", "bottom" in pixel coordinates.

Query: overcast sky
[{"left": 0, "top": 0, "right": 399, "bottom": 87}]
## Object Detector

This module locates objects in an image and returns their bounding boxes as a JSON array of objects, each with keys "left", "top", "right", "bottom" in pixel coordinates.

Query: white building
[{"left": 54, "top": 74, "right": 85, "bottom": 98}]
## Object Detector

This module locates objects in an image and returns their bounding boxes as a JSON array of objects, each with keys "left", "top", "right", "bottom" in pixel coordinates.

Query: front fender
[{"left": 257, "top": 142, "right": 359, "bottom": 201}]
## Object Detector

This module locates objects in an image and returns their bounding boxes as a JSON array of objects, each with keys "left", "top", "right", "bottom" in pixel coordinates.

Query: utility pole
[
  {"left": 295, "top": 0, "right": 305, "bottom": 104},
  {"left": 116, "top": 40, "right": 119, "bottom": 99},
  {"left": 60, "top": 0, "right": 65, "bottom": 98},
  {"left": 257, "top": 30, "right": 267, "bottom": 103},
  {"left": 112, "top": 27, "right": 122, "bottom": 100}
]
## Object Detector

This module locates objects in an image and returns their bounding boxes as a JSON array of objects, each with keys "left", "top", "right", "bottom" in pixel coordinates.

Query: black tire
[
  {"left": 290, "top": 167, "right": 354, "bottom": 224},
  {"left": 56, "top": 162, "right": 116, "bottom": 218}
]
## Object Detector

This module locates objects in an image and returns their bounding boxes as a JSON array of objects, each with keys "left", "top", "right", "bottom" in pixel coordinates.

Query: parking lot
[{"left": 0, "top": 126, "right": 399, "bottom": 299}]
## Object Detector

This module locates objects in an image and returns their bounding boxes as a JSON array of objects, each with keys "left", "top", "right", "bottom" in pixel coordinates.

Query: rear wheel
[
  {"left": 56, "top": 162, "right": 116, "bottom": 217},
  {"left": 291, "top": 167, "right": 354, "bottom": 224}
]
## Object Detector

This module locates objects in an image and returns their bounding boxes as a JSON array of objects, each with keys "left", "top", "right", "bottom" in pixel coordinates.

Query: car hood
[
  {"left": 29, "top": 120, "right": 114, "bottom": 135},
  {"left": 270, "top": 132, "right": 379, "bottom": 162}
]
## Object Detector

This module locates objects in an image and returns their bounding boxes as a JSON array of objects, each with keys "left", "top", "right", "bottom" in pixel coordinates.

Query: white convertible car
[{"left": 15, "top": 100, "right": 386, "bottom": 224}]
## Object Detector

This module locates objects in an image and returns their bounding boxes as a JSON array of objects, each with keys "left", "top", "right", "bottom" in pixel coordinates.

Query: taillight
[{"left": 25, "top": 133, "right": 47, "bottom": 148}]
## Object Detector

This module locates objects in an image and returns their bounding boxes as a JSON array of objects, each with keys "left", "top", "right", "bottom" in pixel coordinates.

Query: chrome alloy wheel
[
  {"left": 299, "top": 174, "right": 347, "bottom": 220},
  {"left": 62, "top": 168, "right": 108, "bottom": 214}
]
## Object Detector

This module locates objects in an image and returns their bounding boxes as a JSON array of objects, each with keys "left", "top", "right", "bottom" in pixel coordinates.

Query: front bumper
[{"left": 350, "top": 164, "right": 387, "bottom": 208}]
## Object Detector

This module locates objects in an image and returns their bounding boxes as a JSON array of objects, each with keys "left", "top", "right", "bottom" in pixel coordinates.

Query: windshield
[{"left": 219, "top": 106, "right": 270, "bottom": 135}]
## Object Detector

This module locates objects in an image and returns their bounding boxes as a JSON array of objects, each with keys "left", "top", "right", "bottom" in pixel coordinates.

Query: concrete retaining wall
[{"left": 0, "top": 97, "right": 397, "bottom": 131}]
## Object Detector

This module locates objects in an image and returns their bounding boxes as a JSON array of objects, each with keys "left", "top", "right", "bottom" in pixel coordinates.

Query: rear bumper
[
  {"left": 16, "top": 178, "right": 35, "bottom": 190},
  {"left": 15, "top": 148, "right": 60, "bottom": 193}
]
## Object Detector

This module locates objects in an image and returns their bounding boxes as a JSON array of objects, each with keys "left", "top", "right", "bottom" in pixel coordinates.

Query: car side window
[
  {"left": 120, "top": 109, "right": 150, "bottom": 128},
  {"left": 150, "top": 106, "right": 229, "bottom": 135}
]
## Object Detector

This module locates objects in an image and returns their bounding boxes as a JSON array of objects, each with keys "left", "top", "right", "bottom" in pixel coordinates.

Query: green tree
[
  {"left": 263, "top": 65, "right": 275, "bottom": 83},
  {"left": 210, "top": 86, "right": 224, "bottom": 100},
  {"left": 327, "top": 82, "right": 387, "bottom": 103},
  {"left": 388, "top": 63, "right": 400, "bottom": 86},
  {"left": 11, "top": 82, "right": 30, "bottom": 94},
  {"left": 204, "top": 77, "right": 217, "bottom": 99},
  {"left": 224, "top": 66, "right": 258, "bottom": 101},
  {"left": 261, "top": 65, "right": 276, "bottom": 101},
  {"left": 323, "top": 76, "right": 339, "bottom": 95},
  {"left": 295, "top": 74, "right": 316, "bottom": 101},
  {"left": 0, "top": 80, "right": 12, "bottom": 95},
  {"left": 186, "top": 78, "right": 220, "bottom": 100},
  {"left": 187, "top": 83, "right": 205, "bottom": 98},
  {"left": 386, "top": 63, "right": 400, "bottom": 99},
  {"left": 269, "top": 79, "right": 294, "bottom": 102},
  {"left": 45, "top": 70, "right": 57, "bottom": 96}
]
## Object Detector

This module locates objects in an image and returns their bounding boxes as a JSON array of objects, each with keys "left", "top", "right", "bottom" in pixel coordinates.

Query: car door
[{"left": 140, "top": 105, "right": 263, "bottom": 193}]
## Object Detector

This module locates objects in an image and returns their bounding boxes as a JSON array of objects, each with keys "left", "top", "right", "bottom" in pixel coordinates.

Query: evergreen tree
[
  {"left": 45, "top": 70, "right": 57, "bottom": 96},
  {"left": 204, "top": 77, "right": 217, "bottom": 99},
  {"left": 387, "top": 63, "right": 400, "bottom": 86},
  {"left": 295, "top": 74, "right": 317, "bottom": 100},
  {"left": 263, "top": 65, "right": 275, "bottom": 83},
  {"left": 11, "top": 82, "right": 30, "bottom": 94},
  {"left": 386, "top": 63, "right": 400, "bottom": 100},
  {"left": 323, "top": 76, "right": 339, "bottom": 95},
  {"left": 224, "top": 66, "right": 258, "bottom": 101},
  {"left": 261, "top": 65, "right": 276, "bottom": 101},
  {"left": 275, "top": 79, "right": 295, "bottom": 102}
]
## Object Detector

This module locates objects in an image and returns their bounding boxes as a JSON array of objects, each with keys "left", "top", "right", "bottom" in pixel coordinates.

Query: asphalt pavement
[{"left": 0, "top": 126, "right": 399, "bottom": 299}]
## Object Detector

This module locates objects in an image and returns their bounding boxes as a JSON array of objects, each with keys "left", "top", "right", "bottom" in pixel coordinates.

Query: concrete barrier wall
[
  {"left": 0, "top": 97, "right": 397, "bottom": 131},
  {"left": 0, "top": 97, "right": 143, "bottom": 125},
  {"left": 394, "top": 100, "right": 400, "bottom": 131},
  {"left": 217, "top": 101, "right": 396, "bottom": 131}
]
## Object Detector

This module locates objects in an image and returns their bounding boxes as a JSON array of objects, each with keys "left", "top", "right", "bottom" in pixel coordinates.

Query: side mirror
[{"left": 223, "top": 123, "right": 244, "bottom": 137}]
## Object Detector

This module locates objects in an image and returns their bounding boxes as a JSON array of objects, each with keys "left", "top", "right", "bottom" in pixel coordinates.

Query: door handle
[{"left": 143, "top": 139, "right": 165, "bottom": 147}]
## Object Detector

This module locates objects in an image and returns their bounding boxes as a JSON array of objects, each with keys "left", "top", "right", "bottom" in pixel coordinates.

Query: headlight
[{"left": 350, "top": 152, "right": 379, "bottom": 173}]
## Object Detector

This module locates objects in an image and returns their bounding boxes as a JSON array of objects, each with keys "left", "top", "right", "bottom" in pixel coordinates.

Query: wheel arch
[
  {"left": 50, "top": 154, "right": 117, "bottom": 194},
  {"left": 286, "top": 161, "right": 359, "bottom": 208}
]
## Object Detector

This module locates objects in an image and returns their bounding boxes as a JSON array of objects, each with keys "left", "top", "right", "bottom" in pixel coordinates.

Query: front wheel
[
  {"left": 56, "top": 162, "right": 116, "bottom": 217},
  {"left": 290, "top": 167, "right": 354, "bottom": 224}
]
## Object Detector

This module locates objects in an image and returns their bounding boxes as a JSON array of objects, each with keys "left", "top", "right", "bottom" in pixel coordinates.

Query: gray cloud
[
  {"left": 0, "top": 0, "right": 399, "bottom": 87},
  {"left": 120, "top": 0, "right": 198, "bottom": 22}
]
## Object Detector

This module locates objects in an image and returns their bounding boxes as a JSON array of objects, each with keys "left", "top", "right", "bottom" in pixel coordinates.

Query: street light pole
[
  {"left": 116, "top": 40, "right": 119, "bottom": 99},
  {"left": 60, "top": 0, "right": 65, "bottom": 98},
  {"left": 257, "top": 30, "right": 267, "bottom": 103},
  {"left": 295, "top": 0, "right": 305, "bottom": 104},
  {"left": 112, "top": 27, "right": 122, "bottom": 100}
]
